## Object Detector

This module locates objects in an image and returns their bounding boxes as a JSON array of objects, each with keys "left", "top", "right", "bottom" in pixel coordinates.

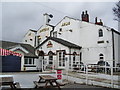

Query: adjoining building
[
  {"left": 21, "top": 11, "right": 119, "bottom": 71},
  {"left": 0, "top": 41, "right": 38, "bottom": 71}
]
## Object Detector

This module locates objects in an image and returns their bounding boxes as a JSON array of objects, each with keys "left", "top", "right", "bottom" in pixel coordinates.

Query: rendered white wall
[
  {"left": 53, "top": 17, "right": 115, "bottom": 66},
  {"left": 22, "top": 30, "right": 36, "bottom": 47}
]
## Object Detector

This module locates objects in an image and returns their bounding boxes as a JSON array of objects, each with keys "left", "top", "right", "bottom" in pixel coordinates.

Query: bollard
[{"left": 56, "top": 68, "right": 64, "bottom": 84}]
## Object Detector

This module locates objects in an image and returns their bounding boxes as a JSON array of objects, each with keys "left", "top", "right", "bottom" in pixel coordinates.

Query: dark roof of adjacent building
[
  {"left": 36, "top": 37, "right": 82, "bottom": 49},
  {"left": 0, "top": 40, "right": 38, "bottom": 58}
]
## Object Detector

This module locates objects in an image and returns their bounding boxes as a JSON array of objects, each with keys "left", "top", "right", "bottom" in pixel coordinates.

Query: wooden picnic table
[
  {"left": 34, "top": 75, "right": 61, "bottom": 89},
  {"left": 0, "top": 77, "right": 20, "bottom": 89}
]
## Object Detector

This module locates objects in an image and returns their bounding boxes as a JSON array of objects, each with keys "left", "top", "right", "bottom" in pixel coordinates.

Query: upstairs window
[
  {"left": 30, "top": 39, "right": 33, "bottom": 41},
  {"left": 53, "top": 31, "right": 57, "bottom": 38},
  {"left": 99, "top": 29, "right": 103, "bottom": 37},
  {"left": 59, "top": 28, "right": 62, "bottom": 32}
]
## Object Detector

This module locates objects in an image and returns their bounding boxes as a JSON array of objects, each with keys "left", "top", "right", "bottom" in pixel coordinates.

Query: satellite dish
[{"left": 49, "top": 14, "right": 53, "bottom": 18}]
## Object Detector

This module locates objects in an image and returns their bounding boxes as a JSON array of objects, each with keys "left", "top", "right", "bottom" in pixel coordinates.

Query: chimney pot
[
  {"left": 85, "top": 10, "right": 87, "bottom": 14},
  {"left": 95, "top": 17, "right": 97, "bottom": 24},
  {"left": 82, "top": 11, "right": 84, "bottom": 14},
  {"left": 81, "top": 10, "right": 89, "bottom": 22}
]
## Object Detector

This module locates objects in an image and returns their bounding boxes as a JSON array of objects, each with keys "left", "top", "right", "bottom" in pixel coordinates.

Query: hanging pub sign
[
  {"left": 47, "top": 41, "right": 53, "bottom": 48},
  {"left": 61, "top": 22, "right": 70, "bottom": 26}
]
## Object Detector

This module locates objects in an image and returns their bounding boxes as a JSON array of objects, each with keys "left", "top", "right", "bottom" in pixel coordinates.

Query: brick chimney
[
  {"left": 95, "top": 17, "right": 103, "bottom": 26},
  {"left": 81, "top": 10, "right": 89, "bottom": 22}
]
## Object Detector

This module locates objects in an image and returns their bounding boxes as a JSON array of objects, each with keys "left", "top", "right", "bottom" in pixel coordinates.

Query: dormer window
[{"left": 99, "top": 29, "right": 103, "bottom": 37}]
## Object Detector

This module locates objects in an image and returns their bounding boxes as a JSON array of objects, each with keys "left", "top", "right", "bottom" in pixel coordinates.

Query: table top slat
[
  {"left": 39, "top": 75, "right": 57, "bottom": 80},
  {"left": 0, "top": 77, "right": 14, "bottom": 83}
]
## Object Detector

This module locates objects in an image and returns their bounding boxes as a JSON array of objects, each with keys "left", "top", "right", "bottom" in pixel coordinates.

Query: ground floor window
[
  {"left": 73, "top": 52, "right": 77, "bottom": 65},
  {"left": 48, "top": 51, "right": 53, "bottom": 65},
  {"left": 58, "top": 50, "right": 65, "bottom": 67},
  {"left": 99, "top": 53, "right": 104, "bottom": 61},
  {"left": 24, "top": 58, "right": 34, "bottom": 65}
]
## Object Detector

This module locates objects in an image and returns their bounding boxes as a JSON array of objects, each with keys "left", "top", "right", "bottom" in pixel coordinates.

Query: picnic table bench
[
  {"left": 34, "top": 75, "right": 61, "bottom": 89},
  {"left": 0, "top": 77, "right": 20, "bottom": 89}
]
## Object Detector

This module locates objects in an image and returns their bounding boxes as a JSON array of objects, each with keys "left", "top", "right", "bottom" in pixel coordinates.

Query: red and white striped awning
[{"left": 0, "top": 48, "right": 22, "bottom": 57}]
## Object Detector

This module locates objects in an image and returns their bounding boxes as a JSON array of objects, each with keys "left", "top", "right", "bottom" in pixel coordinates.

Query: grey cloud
[{"left": 2, "top": 2, "right": 118, "bottom": 42}]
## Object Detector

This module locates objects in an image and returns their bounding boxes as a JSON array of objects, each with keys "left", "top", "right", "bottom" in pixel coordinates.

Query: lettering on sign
[
  {"left": 47, "top": 41, "right": 53, "bottom": 48},
  {"left": 40, "top": 28, "right": 49, "bottom": 33},
  {"left": 57, "top": 75, "right": 62, "bottom": 79},
  {"left": 61, "top": 22, "right": 70, "bottom": 26}
]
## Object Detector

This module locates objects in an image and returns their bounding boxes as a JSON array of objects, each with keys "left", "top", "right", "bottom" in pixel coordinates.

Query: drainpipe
[
  {"left": 69, "top": 48, "right": 71, "bottom": 69},
  {"left": 112, "top": 29, "right": 115, "bottom": 67}
]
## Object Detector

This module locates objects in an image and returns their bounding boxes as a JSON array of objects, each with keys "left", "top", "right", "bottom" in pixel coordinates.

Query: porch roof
[
  {"left": 36, "top": 37, "right": 82, "bottom": 49},
  {"left": 0, "top": 40, "right": 38, "bottom": 58}
]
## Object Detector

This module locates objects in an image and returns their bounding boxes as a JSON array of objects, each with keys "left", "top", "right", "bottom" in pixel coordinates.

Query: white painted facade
[
  {"left": 52, "top": 16, "right": 115, "bottom": 66},
  {"left": 22, "top": 29, "right": 36, "bottom": 47},
  {"left": 36, "top": 39, "right": 81, "bottom": 71},
  {"left": 9, "top": 45, "right": 38, "bottom": 71},
  {"left": 22, "top": 12, "right": 120, "bottom": 71},
  {"left": 36, "top": 25, "right": 53, "bottom": 46}
]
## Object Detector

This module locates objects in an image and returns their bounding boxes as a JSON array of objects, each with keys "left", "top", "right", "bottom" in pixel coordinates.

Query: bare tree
[{"left": 113, "top": 1, "right": 120, "bottom": 22}]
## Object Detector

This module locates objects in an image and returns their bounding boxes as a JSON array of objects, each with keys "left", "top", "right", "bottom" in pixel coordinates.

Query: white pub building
[{"left": 22, "top": 11, "right": 120, "bottom": 71}]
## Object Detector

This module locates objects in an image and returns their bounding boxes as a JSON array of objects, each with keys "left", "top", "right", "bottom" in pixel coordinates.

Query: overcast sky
[{"left": 1, "top": 1, "right": 119, "bottom": 43}]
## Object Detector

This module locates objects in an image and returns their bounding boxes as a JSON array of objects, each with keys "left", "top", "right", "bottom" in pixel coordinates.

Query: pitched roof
[
  {"left": 111, "top": 28, "right": 120, "bottom": 35},
  {"left": 55, "top": 16, "right": 120, "bottom": 35},
  {"left": 0, "top": 40, "right": 38, "bottom": 58},
  {"left": 36, "top": 37, "right": 82, "bottom": 49}
]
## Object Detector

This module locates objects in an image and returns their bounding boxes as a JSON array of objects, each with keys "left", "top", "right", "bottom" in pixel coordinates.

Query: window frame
[
  {"left": 53, "top": 31, "right": 57, "bottom": 38},
  {"left": 48, "top": 51, "right": 54, "bottom": 65},
  {"left": 58, "top": 50, "right": 65, "bottom": 67},
  {"left": 24, "top": 58, "right": 35, "bottom": 65},
  {"left": 99, "top": 29, "right": 103, "bottom": 37},
  {"left": 99, "top": 53, "right": 104, "bottom": 61}
]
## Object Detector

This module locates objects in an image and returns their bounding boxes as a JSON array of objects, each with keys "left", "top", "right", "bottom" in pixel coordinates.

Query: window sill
[{"left": 24, "top": 65, "right": 36, "bottom": 67}]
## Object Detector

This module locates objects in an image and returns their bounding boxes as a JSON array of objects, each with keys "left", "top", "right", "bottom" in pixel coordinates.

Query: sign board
[
  {"left": 61, "top": 22, "right": 70, "bottom": 26},
  {"left": 57, "top": 69, "right": 62, "bottom": 80},
  {"left": 47, "top": 41, "right": 53, "bottom": 48},
  {"left": 57, "top": 75, "right": 62, "bottom": 79},
  {"left": 57, "top": 70, "right": 62, "bottom": 74},
  {"left": 40, "top": 28, "right": 49, "bottom": 33}
]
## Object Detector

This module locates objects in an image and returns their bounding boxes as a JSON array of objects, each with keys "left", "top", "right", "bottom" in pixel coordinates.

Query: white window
[
  {"left": 24, "top": 58, "right": 34, "bottom": 65},
  {"left": 73, "top": 52, "right": 77, "bottom": 65},
  {"left": 99, "top": 53, "right": 104, "bottom": 61},
  {"left": 53, "top": 31, "right": 57, "bottom": 38},
  {"left": 48, "top": 51, "right": 53, "bottom": 65},
  {"left": 58, "top": 51, "right": 65, "bottom": 67},
  {"left": 99, "top": 29, "right": 103, "bottom": 37}
]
